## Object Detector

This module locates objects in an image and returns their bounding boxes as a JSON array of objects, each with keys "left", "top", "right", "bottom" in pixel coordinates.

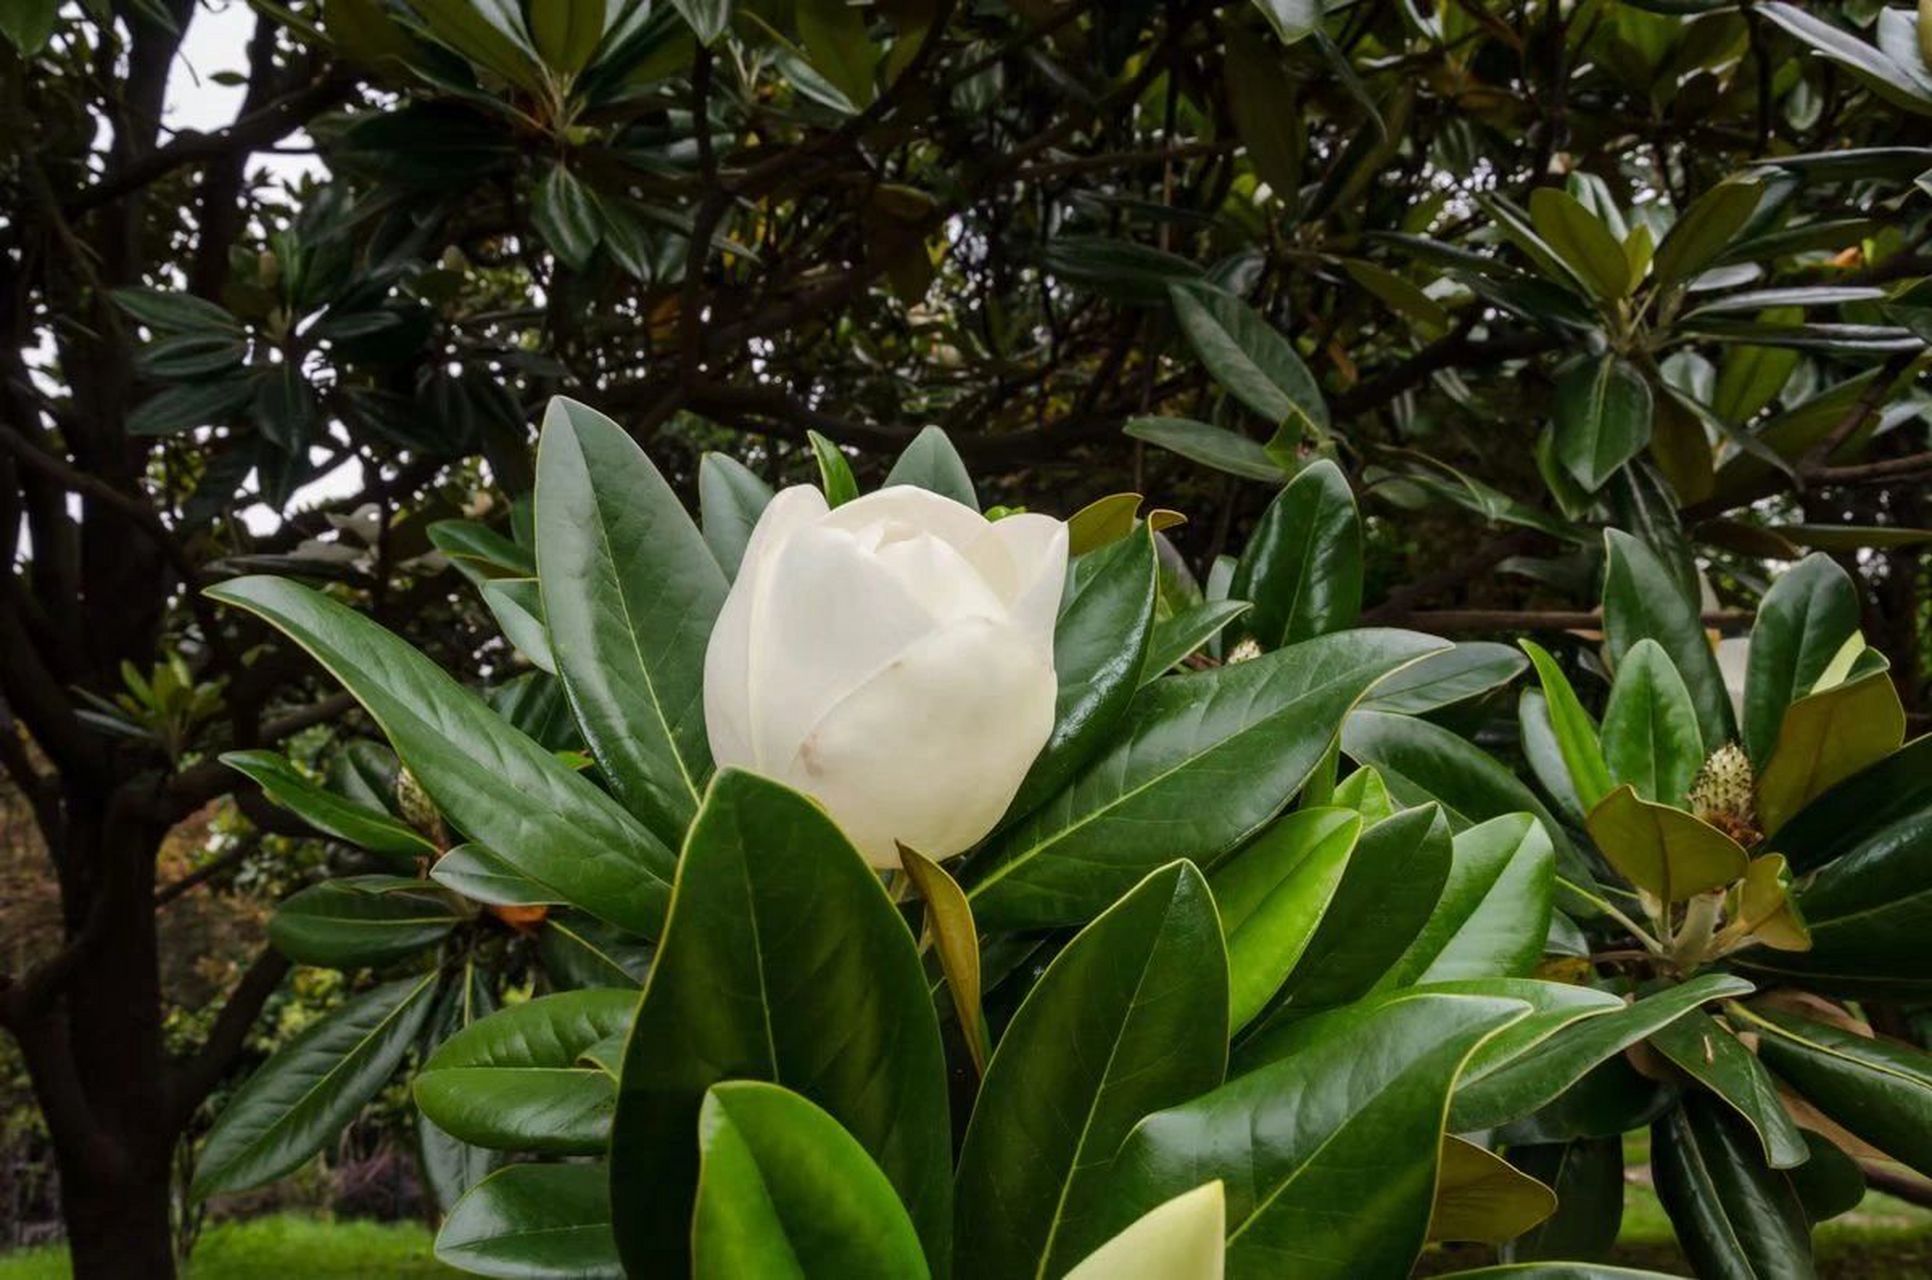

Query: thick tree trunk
[{"left": 12, "top": 784, "right": 182, "bottom": 1280}]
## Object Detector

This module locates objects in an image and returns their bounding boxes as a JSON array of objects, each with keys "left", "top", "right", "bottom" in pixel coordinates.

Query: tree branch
[{"left": 166, "top": 946, "right": 291, "bottom": 1124}]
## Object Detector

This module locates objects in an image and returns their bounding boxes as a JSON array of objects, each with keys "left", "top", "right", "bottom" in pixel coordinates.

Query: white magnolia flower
[
  {"left": 1716, "top": 635, "right": 1749, "bottom": 722},
  {"left": 703, "top": 484, "right": 1067, "bottom": 867}
]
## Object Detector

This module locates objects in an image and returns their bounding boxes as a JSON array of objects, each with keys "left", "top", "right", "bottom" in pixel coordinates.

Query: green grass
[{"left": 0, "top": 1215, "right": 456, "bottom": 1279}]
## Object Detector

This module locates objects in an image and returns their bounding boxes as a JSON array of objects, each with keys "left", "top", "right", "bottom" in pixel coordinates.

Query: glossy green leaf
[
  {"left": 1519, "top": 690, "right": 1588, "bottom": 827},
  {"left": 1518, "top": 642, "right": 1612, "bottom": 811},
  {"left": 1006, "top": 526, "right": 1158, "bottom": 819},
  {"left": 534, "top": 397, "right": 728, "bottom": 848},
  {"left": 899, "top": 844, "right": 987, "bottom": 1075},
  {"left": 610, "top": 771, "right": 950, "bottom": 1276},
  {"left": 955, "top": 861, "right": 1227, "bottom": 1278},
  {"left": 1332, "top": 763, "right": 1397, "bottom": 823},
  {"left": 969, "top": 629, "right": 1445, "bottom": 928},
  {"left": 1647, "top": 1010, "right": 1808, "bottom": 1169},
  {"left": 418, "top": 966, "right": 502, "bottom": 1214},
  {"left": 192, "top": 973, "right": 438, "bottom": 1199},
  {"left": 415, "top": 989, "right": 632, "bottom": 1154},
  {"left": 1211, "top": 808, "right": 1361, "bottom": 1029},
  {"left": 883, "top": 425, "right": 978, "bottom": 509},
  {"left": 808, "top": 429, "right": 860, "bottom": 506},
  {"left": 221, "top": 749, "right": 435, "bottom": 861},
  {"left": 127, "top": 376, "right": 256, "bottom": 437},
  {"left": 1742, "top": 1006, "right": 1932, "bottom": 1178},
  {"left": 113, "top": 286, "right": 244, "bottom": 335},
  {"left": 1652, "top": 179, "right": 1763, "bottom": 290},
  {"left": 530, "top": 0, "right": 604, "bottom": 74},
  {"left": 1383, "top": 813, "right": 1554, "bottom": 986},
  {"left": 430, "top": 844, "right": 558, "bottom": 906},
  {"left": 1429, "top": 1135, "right": 1557, "bottom": 1243},
  {"left": 1449, "top": 973, "right": 1753, "bottom": 1132},
  {"left": 1168, "top": 280, "right": 1327, "bottom": 437},
  {"left": 1758, "top": 669, "right": 1906, "bottom": 837},
  {"left": 427, "top": 519, "right": 536, "bottom": 581},
  {"left": 1743, "top": 554, "right": 1861, "bottom": 767},
  {"left": 1124, "top": 415, "right": 1284, "bottom": 483},
  {"left": 479, "top": 577, "right": 555, "bottom": 675},
  {"left": 436, "top": 1163, "right": 621, "bottom": 1279},
  {"left": 1446, "top": 1267, "right": 1681, "bottom": 1279},
  {"left": 1089, "top": 992, "right": 1529, "bottom": 1279},
  {"left": 1652, "top": 1095, "right": 1816, "bottom": 1280},
  {"left": 1530, "top": 188, "right": 1635, "bottom": 300},
  {"left": 1759, "top": 2, "right": 1932, "bottom": 114},
  {"left": 1602, "top": 529, "right": 1733, "bottom": 749},
  {"left": 1600, "top": 639, "right": 1704, "bottom": 807},
  {"left": 698, "top": 452, "right": 774, "bottom": 579},
  {"left": 1585, "top": 785, "right": 1747, "bottom": 903},
  {"left": 1553, "top": 356, "right": 1653, "bottom": 491},
  {"left": 206, "top": 577, "right": 674, "bottom": 937},
  {"left": 1228, "top": 459, "right": 1361, "bottom": 649},
  {"left": 532, "top": 164, "right": 601, "bottom": 270},
  {"left": 1500, "top": 1138, "right": 1625, "bottom": 1263},
  {"left": 269, "top": 876, "right": 463, "bottom": 968},
  {"left": 1789, "top": 1131, "right": 1867, "bottom": 1224},
  {"left": 1064, "top": 1181, "right": 1226, "bottom": 1280},
  {"left": 537, "top": 912, "right": 653, "bottom": 990},
  {"left": 1362, "top": 642, "right": 1527, "bottom": 715},
  {"left": 666, "top": 0, "right": 730, "bottom": 44},
  {"left": 1143, "top": 600, "right": 1252, "bottom": 681},
  {"left": 693, "top": 1082, "right": 929, "bottom": 1279},
  {"left": 1244, "top": 803, "right": 1451, "bottom": 1023}
]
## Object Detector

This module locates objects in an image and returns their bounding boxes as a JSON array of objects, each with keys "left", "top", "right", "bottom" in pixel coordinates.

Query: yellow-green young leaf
[
  {"left": 899, "top": 844, "right": 988, "bottom": 1074},
  {"left": 1066, "top": 492, "right": 1144, "bottom": 555},
  {"left": 807, "top": 429, "right": 860, "bottom": 506},
  {"left": 1427, "top": 1136, "right": 1557, "bottom": 1243},
  {"left": 1652, "top": 179, "right": 1762, "bottom": 289},
  {"left": 1529, "top": 187, "right": 1634, "bottom": 299},
  {"left": 1343, "top": 260, "right": 1450, "bottom": 339},
  {"left": 1758, "top": 670, "right": 1906, "bottom": 836},
  {"left": 1723, "top": 855, "right": 1810, "bottom": 952},
  {"left": 1519, "top": 641, "right": 1612, "bottom": 808},
  {"left": 1623, "top": 222, "right": 1655, "bottom": 287},
  {"left": 1210, "top": 808, "right": 1361, "bottom": 1030},
  {"left": 1585, "top": 784, "right": 1749, "bottom": 903},
  {"left": 1064, "top": 1181, "right": 1226, "bottom": 1280}
]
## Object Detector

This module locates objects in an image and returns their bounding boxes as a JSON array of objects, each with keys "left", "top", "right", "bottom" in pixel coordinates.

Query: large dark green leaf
[
  {"left": 1450, "top": 974, "right": 1753, "bottom": 1132},
  {"left": 1168, "top": 280, "right": 1327, "bottom": 436},
  {"left": 1772, "top": 735, "right": 1932, "bottom": 873},
  {"left": 1088, "top": 992, "right": 1528, "bottom": 1279},
  {"left": 1648, "top": 1010, "right": 1808, "bottom": 1169},
  {"left": 1652, "top": 179, "right": 1763, "bottom": 290},
  {"left": 269, "top": 876, "right": 464, "bottom": 969},
  {"left": 1599, "top": 640, "right": 1703, "bottom": 807},
  {"left": 1518, "top": 641, "right": 1611, "bottom": 812},
  {"left": 884, "top": 425, "right": 978, "bottom": 509},
  {"left": 954, "top": 861, "right": 1227, "bottom": 1279},
  {"left": 1228, "top": 459, "right": 1362, "bottom": 650},
  {"left": 1742, "top": 554, "right": 1860, "bottom": 766},
  {"left": 419, "top": 966, "right": 501, "bottom": 1215},
  {"left": 1361, "top": 642, "right": 1527, "bottom": 715},
  {"left": 192, "top": 973, "right": 437, "bottom": 1199},
  {"left": 697, "top": 452, "right": 774, "bottom": 579},
  {"left": 1652, "top": 1095, "right": 1816, "bottom": 1280},
  {"left": 414, "top": 990, "right": 633, "bottom": 1155},
  {"left": 1143, "top": 600, "right": 1252, "bottom": 681},
  {"left": 693, "top": 1082, "right": 929, "bottom": 1279},
  {"left": 535, "top": 398, "right": 727, "bottom": 847},
  {"left": 436, "top": 1163, "right": 621, "bottom": 1279},
  {"left": 1500, "top": 1138, "right": 1625, "bottom": 1263},
  {"left": 538, "top": 911, "right": 654, "bottom": 990},
  {"left": 1006, "top": 527, "right": 1158, "bottom": 819},
  {"left": 1381, "top": 814, "right": 1554, "bottom": 986},
  {"left": 1530, "top": 188, "right": 1634, "bottom": 300},
  {"left": 206, "top": 576, "right": 674, "bottom": 937},
  {"left": 1124, "top": 415, "right": 1284, "bottom": 483},
  {"left": 1602, "top": 529, "right": 1733, "bottom": 748},
  {"left": 1212, "top": 809, "right": 1360, "bottom": 1029},
  {"left": 968, "top": 629, "right": 1445, "bottom": 928},
  {"left": 610, "top": 771, "right": 950, "bottom": 1276},
  {"left": 221, "top": 749, "right": 435, "bottom": 862},
  {"left": 1553, "top": 356, "right": 1653, "bottom": 491},
  {"left": 1742, "top": 1006, "right": 1932, "bottom": 1178},
  {"left": 430, "top": 844, "right": 558, "bottom": 907}
]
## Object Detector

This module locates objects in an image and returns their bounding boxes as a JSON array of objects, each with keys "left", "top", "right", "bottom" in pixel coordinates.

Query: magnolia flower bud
[{"left": 703, "top": 484, "right": 1068, "bottom": 867}]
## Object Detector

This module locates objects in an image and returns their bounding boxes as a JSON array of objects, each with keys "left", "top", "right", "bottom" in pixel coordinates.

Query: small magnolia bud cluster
[
  {"left": 1689, "top": 743, "right": 1759, "bottom": 847},
  {"left": 395, "top": 767, "right": 448, "bottom": 851}
]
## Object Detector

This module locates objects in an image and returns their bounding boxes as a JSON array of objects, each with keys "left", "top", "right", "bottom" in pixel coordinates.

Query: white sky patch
[{"left": 167, "top": 0, "right": 326, "bottom": 187}]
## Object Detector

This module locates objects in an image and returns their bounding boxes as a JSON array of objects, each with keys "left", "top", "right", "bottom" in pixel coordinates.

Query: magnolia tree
[{"left": 187, "top": 398, "right": 1932, "bottom": 1280}]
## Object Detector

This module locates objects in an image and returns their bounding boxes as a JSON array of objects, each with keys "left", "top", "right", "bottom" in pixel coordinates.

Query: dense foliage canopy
[{"left": 3, "top": 0, "right": 1931, "bottom": 1277}]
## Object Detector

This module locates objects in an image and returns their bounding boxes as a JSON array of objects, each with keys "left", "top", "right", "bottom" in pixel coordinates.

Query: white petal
[
  {"left": 747, "top": 523, "right": 937, "bottom": 770},
  {"left": 775, "top": 616, "right": 1056, "bottom": 867},
  {"left": 1716, "top": 636, "right": 1750, "bottom": 723},
  {"left": 871, "top": 530, "right": 1008, "bottom": 624},
  {"left": 1065, "top": 1182, "right": 1225, "bottom": 1280},
  {"left": 703, "top": 486, "right": 828, "bottom": 770},
  {"left": 820, "top": 484, "right": 987, "bottom": 552},
  {"left": 968, "top": 512, "right": 1068, "bottom": 643}
]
